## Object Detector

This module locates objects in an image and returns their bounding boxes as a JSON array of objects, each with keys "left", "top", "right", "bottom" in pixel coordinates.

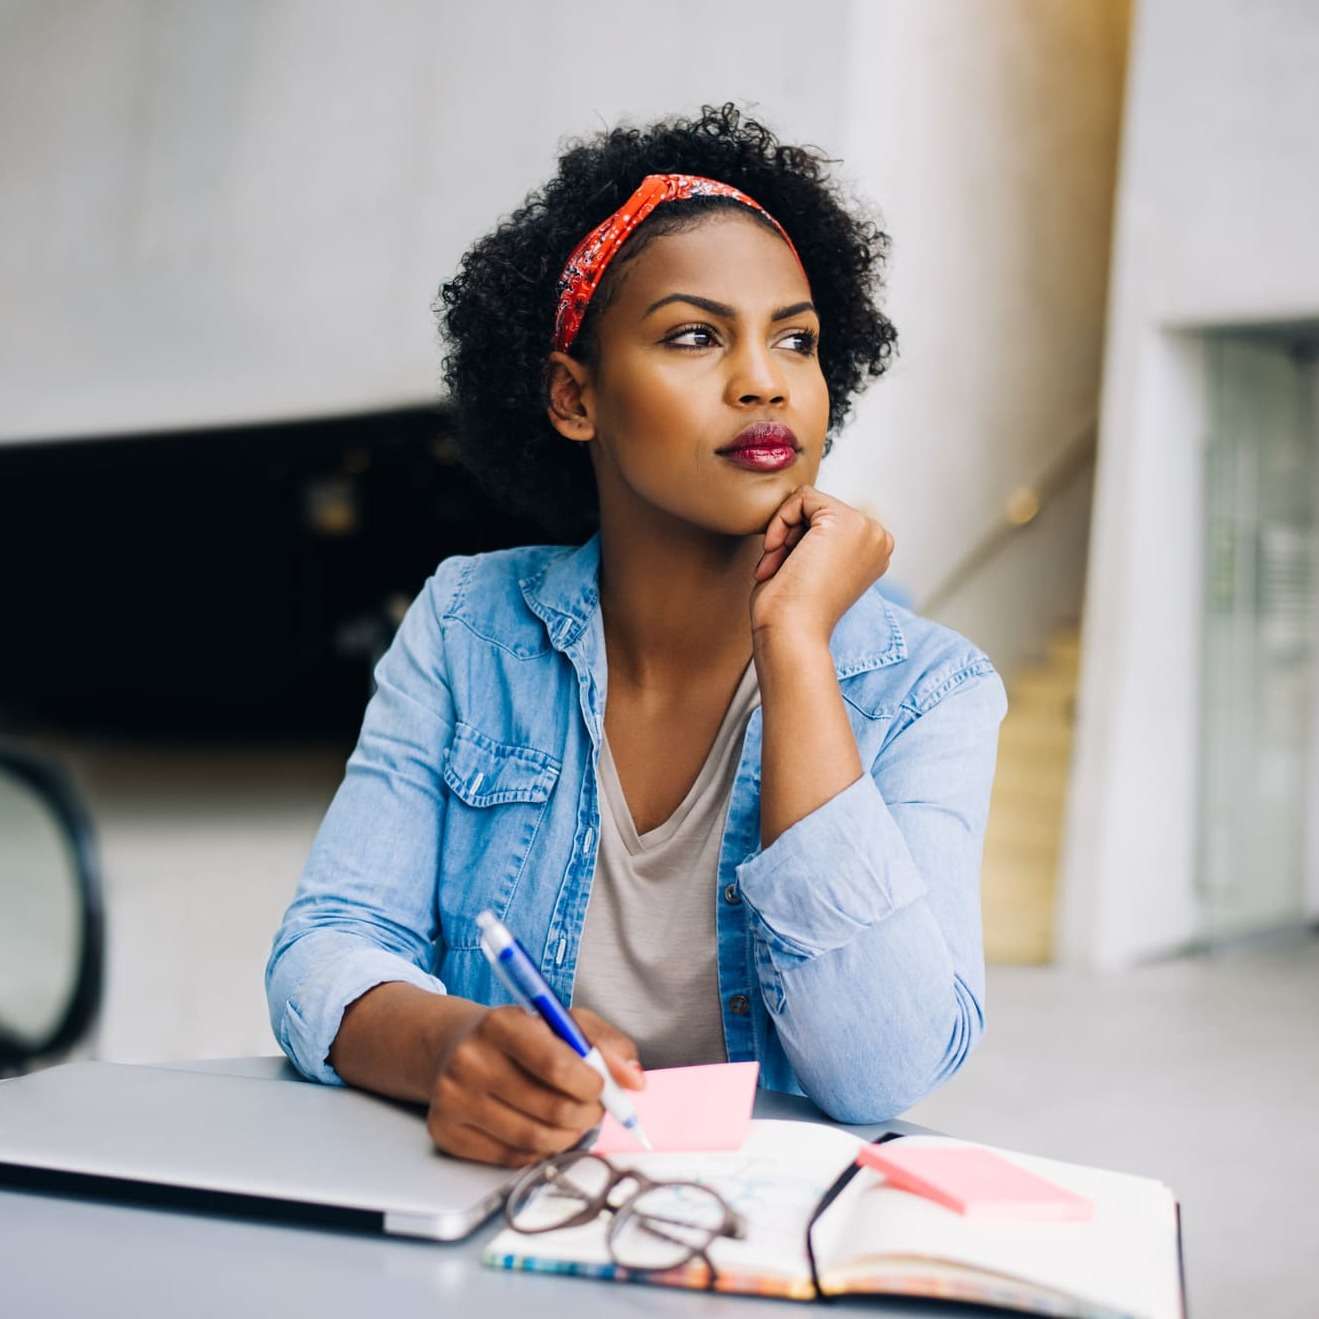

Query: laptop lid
[{"left": 0, "top": 1060, "right": 519, "bottom": 1240}]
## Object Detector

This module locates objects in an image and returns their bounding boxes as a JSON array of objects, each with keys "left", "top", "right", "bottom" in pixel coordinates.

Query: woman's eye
[
  {"left": 665, "top": 324, "right": 719, "bottom": 349},
  {"left": 780, "top": 329, "right": 818, "bottom": 356}
]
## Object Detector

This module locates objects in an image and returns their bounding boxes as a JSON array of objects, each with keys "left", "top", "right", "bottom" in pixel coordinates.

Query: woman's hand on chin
[{"left": 749, "top": 485, "right": 895, "bottom": 644}]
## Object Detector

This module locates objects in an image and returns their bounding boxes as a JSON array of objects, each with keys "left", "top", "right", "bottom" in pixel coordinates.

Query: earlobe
[{"left": 545, "top": 351, "right": 596, "bottom": 443}]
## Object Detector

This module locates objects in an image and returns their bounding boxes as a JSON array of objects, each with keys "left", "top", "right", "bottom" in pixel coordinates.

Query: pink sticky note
[
  {"left": 857, "top": 1143, "right": 1094, "bottom": 1221},
  {"left": 592, "top": 1061, "right": 759, "bottom": 1154}
]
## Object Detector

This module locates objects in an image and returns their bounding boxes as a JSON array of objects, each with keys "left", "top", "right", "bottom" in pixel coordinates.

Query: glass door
[{"left": 1198, "top": 334, "right": 1317, "bottom": 942}]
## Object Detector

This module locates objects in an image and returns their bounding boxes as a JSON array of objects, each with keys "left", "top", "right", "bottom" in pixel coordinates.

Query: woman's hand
[
  {"left": 425, "top": 1004, "right": 644, "bottom": 1167},
  {"left": 749, "top": 485, "right": 895, "bottom": 643}
]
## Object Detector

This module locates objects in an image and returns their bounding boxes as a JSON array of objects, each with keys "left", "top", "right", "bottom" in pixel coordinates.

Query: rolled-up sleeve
[
  {"left": 736, "top": 660, "right": 1007, "bottom": 1123},
  {"left": 264, "top": 562, "right": 460, "bottom": 1085}
]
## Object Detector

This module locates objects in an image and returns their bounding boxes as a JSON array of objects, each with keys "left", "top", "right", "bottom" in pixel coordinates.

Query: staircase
[{"left": 980, "top": 625, "right": 1081, "bottom": 964}]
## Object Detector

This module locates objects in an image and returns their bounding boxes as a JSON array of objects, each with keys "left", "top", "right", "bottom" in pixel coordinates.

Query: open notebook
[{"left": 485, "top": 1120, "right": 1183, "bottom": 1318}]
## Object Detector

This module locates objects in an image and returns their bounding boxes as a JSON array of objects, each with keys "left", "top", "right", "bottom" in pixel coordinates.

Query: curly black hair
[{"left": 435, "top": 102, "right": 897, "bottom": 544}]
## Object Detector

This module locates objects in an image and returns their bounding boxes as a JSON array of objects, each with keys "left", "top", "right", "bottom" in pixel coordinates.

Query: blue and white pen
[{"left": 476, "top": 910, "right": 652, "bottom": 1151}]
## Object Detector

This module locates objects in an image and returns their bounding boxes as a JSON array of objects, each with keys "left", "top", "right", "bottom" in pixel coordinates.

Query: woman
[{"left": 266, "top": 103, "right": 1007, "bottom": 1168}]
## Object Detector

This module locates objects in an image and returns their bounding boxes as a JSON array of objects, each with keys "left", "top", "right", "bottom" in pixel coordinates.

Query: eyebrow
[{"left": 642, "top": 292, "right": 816, "bottom": 322}]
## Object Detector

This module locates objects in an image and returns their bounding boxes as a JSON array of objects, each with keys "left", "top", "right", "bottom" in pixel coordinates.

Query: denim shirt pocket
[{"left": 438, "top": 719, "right": 562, "bottom": 948}]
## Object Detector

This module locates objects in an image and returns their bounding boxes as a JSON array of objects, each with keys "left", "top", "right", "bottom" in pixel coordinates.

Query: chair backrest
[{"left": 0, "top": 745, "right": 104, "bottom": 1075}]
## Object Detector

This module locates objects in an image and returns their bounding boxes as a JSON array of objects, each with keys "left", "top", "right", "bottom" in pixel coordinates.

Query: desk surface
[{"left": 0, "top": 1056, "right": 990, "bottom": 1318}]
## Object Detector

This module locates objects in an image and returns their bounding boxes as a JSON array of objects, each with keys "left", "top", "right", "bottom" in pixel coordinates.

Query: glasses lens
[
  {"left": 507, "top": 1153, "right": 613, "bottom": 1232},
  {"left": 609, "top": 1182, "right": 728, "bottom": 1272}
]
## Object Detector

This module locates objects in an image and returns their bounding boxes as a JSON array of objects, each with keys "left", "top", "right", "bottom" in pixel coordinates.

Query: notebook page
[
  {"left": 824, "top": 1137, "right": 1180, "bottom": 1319},
  {"left": 484, "top": 1119, "right": 863, "bottom": 1292}
]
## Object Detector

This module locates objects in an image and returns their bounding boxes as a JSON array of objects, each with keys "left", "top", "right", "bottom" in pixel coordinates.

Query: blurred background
[{"left": 1, "top": 2, "right": 1316, "bottom": 1314}]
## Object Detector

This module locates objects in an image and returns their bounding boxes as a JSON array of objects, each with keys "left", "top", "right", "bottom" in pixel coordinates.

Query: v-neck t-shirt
[{"left": 571, "top": 657, "right": 761, "bottom": 1070}]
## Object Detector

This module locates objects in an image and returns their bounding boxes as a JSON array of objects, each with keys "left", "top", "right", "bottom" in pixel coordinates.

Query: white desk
[{"left": 0, "top": 1056, "right": 989, "bottom": 1317}]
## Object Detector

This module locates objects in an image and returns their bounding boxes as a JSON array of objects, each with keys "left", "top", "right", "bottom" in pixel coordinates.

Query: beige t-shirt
[{"left": 572, "top": 658, "right": 761, "bottom": 1070}]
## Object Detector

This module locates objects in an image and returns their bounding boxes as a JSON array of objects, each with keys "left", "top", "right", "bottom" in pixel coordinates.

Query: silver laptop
[{"left": 0, "top": 1058, "right": 525, "bottom": 1239}]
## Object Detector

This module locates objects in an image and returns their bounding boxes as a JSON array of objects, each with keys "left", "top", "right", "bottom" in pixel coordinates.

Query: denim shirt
[{"left": 265, "top": 532, "right": 1007, "bottom": 1124}]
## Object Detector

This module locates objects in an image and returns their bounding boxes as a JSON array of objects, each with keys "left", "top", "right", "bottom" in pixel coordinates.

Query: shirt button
[
  {"left": 728, "top": 993, "right": 750, "bottom": 1016},
  {"left": 723, "top": 883, "right": 741, "bottom": 905}
]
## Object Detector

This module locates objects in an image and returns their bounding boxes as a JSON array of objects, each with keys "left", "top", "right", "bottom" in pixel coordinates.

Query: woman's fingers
[
  {"left": 761, "top": 488, "right": 805, "bottom": 550},
  {"left": 754, "top": 488, "right": 812, "bottom": 575},
  {"left": 484, "top": 1048, "right": 605, "bottom": 1130},
  {"left": 602, "top": 1051, "right": 646, "bottom": 1090},
  {"left": 431, "top": 1119, "right": 541, "bottom": 1168},
  {"left": 756, "top": 519, "right": 808, "bottom": 580},
  {"left": 574, "top": 1007, "right": 645, "bottom": 1091},
  {"left": 480, "top": 1006, "right": 605, "bottom": 1102},
  {"left": 469, "top": 1090, "right": 586, "bottom": 1157}
]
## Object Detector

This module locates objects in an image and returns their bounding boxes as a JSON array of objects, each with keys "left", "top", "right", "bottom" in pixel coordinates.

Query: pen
[{"left": 476, "top": 910, "right": 653, "bottom": 1151}]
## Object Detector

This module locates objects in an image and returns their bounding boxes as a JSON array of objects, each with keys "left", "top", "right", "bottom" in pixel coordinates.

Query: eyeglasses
[{"left": 503, "top": 1149, "right": 747, "bottom": 1284}]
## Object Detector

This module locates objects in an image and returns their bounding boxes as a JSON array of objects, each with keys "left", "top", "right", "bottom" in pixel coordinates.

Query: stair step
[
  {"left": 983, "top": 809, "right": 1064, "bottom": 852},
  {"left": 982, "top": 874, "right": 1055, "bottom": 901},
  {"left": 989, "top": 759, "right": 1072, "bottom": 800},
  {"left": 984, "top": 919, "right": 1054, "bottom": 965},
  {"left": 1005, "top": 671, "right": 1078, "bottom": 717},
  {"left": 981, "top": 842, "right": 1059, "bottom": 878},
  {"left": 981, "top": 864, "right": 1056, "bottom": 965},
  {"left": 1046, "top": 630, "right": 1082, "bottom": 671},
  {"left": 981, "top": 817, "right": 1060, "bottom": 859},
  {"left": 995, "top": 720, "right": 1074, "bottom": 759},
  {"left": 981, "top": 848, "right": 1059, "bottom": 887}
]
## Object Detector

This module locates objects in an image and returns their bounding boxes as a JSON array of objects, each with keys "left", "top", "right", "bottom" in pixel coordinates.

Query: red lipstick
[{"left": 717, "top": 422, "right": 800, "bottom": 472}]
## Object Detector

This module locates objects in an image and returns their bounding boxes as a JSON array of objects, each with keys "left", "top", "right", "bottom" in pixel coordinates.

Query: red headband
[{"left": 550, "top": 172, "right": 805, "bottom": 355}]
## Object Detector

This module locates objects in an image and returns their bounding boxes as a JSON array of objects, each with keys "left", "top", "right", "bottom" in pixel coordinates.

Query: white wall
[{"left": 1061, "top": 0, "right": 1319, "bottom": 968}]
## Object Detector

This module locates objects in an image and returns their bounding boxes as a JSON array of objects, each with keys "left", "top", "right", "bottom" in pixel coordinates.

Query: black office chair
[{"left": 0, "top": 745, "right": 104, "bottom": 1076}]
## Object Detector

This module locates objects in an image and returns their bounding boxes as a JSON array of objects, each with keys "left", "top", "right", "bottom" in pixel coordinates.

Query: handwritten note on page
[{"left": 592, "top": 1060, "right": 759, "bottom": 1154}]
